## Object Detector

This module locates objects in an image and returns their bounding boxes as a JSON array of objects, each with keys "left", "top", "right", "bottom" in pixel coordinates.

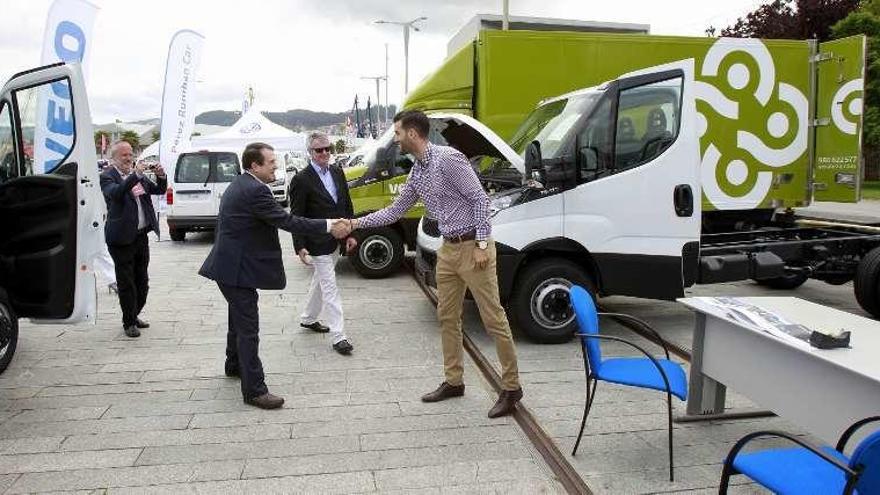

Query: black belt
[{"left": 443, "top": 230, "right": 476, "bottom": 243}]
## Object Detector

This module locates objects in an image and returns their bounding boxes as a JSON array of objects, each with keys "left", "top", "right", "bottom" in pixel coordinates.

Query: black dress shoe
[
  {"left": 332, "top": 339, "right": 353, "bottom": 355},
  {"left": 301, "top": 321, "right": 330, "bottom": 333},
  {"left": 244, "top": 392, "right": 284, "bottom": 409},
  {"left": 135, "top": 318, "right": 150, "bottom": 329},
  {"left": 421, "top": 382, "right": 465, "bottom": 403},
  {"left": 124, "top": 325, "right": 140, "bottom": 338},
  {"left": 488, "top": 388, "right": 523, "bottom": 418}
]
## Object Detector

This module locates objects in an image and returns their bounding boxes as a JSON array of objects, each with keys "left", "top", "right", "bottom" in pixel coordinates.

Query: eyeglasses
[{"left": 311, "top": 146, "right": 332, "bottom": 154}]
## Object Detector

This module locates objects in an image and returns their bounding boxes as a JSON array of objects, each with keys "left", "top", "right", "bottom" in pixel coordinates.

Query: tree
[
  {"left": 717, "top": 0, "right": 859, "bottom": 40},
  {"left": 94, "top": 130, "right": 111, "bottom": 153},
  {"left": 119, "top": 130, "right": 140, "bottom": 150},
  {"left": 335, "top": 139, "right": 346, "bottom": 154},
  {"left": 151, "top": 130, "right": 160, "bottom": 143},
  {"left": 832, "top": 1, "right": 880, "bottom": 178}
]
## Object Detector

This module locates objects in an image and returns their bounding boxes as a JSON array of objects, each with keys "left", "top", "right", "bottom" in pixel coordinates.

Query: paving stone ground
[
  {"left": 4, "top": 199, "right": 878, "bottom": 494},
  {"left": 3, "top": 224, "right": 565, "bottom": 494}
]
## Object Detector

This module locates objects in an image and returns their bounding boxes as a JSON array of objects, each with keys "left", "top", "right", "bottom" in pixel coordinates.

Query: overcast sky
[{"left": 1, "top": 0, "right": 767, "bottom": 123}]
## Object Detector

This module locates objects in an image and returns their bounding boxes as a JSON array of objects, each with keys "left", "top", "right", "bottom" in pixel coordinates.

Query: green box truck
[
  {"left": 406, "top": 30, "right": 875, "bottom": 343},
  {"left": 345, "top": 28, "right": 865, "bottom": 281}
]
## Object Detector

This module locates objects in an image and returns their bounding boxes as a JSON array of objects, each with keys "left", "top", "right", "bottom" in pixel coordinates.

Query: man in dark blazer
[
  {"left": 200, "top": 142, "right": 350, "bottom": 409},
  {"left": 290, "top": 132, "right": 357, "bottom": 355},
  {"left": 100, "top": 141, "right": 167, "bottom": 338}
]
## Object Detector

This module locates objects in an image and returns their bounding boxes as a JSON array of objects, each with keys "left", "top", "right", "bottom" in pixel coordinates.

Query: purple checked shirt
[{"left": 358, "top": 143, "right": 490, "bottom": 240}]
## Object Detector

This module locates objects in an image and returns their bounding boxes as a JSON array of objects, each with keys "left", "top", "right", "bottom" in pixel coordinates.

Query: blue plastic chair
[
  {"left": 569, "top": 285, "right": 688, "bottom": 482},
  {"left": 719, "top": 416, "right": 880, "bottom": 494}
]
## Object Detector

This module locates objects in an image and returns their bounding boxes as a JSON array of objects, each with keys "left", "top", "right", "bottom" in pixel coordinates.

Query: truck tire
[
  {"left": 350, "top": 227, "right": 403, "bottom": 279},
  {"left": 855, "top": 247, "right": 880, "bottom": 318},
  {"left": 510, "top": 258, "right": 595, "bottom": 344},
  {"left": 756, "top": 272, "right": 809, "bottom": 290},
  {"left": 169, "top": 228, "right": 186, "bottom": 242},
  {"left": 0, "top": 297, "right": 19, "bottom": 375}
]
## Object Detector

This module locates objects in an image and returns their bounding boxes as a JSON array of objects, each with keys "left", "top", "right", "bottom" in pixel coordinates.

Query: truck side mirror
[{"left": 525, "top": 140, "right": 542, "bottom": 182}]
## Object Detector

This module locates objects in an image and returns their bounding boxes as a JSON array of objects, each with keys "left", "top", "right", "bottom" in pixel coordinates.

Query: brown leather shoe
[
  {"left": 488, "top": 388, "right": 523, "bottom": 418},
  {"left": 244, "top": 393, "right": 284, "bottom": 409},
  {"left": 421, "top": 382, "right": 465, "bottom": 403}
]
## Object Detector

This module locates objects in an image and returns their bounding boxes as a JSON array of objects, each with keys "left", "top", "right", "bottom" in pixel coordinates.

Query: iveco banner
[
  {"left": 33, "top": 0, "right": 99, "bottom": 174},
  {"left": 159, "top": 30, "right": 205, "bottom": 175}
]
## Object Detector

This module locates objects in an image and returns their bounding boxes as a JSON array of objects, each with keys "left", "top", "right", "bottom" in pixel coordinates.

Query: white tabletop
[{"left": 679, "top": 296, "right": 880, "bottom": 384}]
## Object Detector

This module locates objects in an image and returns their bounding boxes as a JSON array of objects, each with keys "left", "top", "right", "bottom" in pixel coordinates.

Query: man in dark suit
[
  {"left": 100, "top": 141, "right": 167, "bottom": 338},
  {"left": 290, "top": 132, "right": 357, "bottom": 355},
  {"left": 200, "top": 142, "right": 351, "bottom": 409}
]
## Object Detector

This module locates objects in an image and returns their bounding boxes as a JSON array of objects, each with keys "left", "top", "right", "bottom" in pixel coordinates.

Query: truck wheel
[
  {"left": 350, "top": 227, "right": 403, "bottom": 279},
  {"left": 855, "top": 247, "right": 880, "bottom": 318},
  {"left": 510, "top": 258, "right": 595, "bottom": 344},
  {"left": 169, "top": 228, "right": 186, "bottom": 242},
  {"left": 0, "top": 297, "right": 19, "bottom": 374},
  {"left": 756, "top": 272, "right": 809, "bottom": 290}
]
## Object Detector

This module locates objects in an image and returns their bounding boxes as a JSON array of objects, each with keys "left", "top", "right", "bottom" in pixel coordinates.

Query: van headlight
[{"left": 489, "top": 190, "right": 523, "bottom": 216}]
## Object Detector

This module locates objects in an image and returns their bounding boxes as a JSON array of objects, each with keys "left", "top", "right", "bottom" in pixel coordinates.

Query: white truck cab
[
  {"left": 418, "top": 62, "right": 700, "bottom": 343},
  {"left": 0, "top": 63, "right": 103, "bottom": 372},
  {"left": 418, "top": 53, "right": 878, "bottom": 344}
]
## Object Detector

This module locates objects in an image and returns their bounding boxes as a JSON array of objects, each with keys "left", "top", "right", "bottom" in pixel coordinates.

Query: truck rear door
[{"left": 813, "top": 35, "right": 866, "bottom": 202}]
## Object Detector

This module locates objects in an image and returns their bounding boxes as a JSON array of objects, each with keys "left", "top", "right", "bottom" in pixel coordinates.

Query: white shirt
[{"left": 115, "top": 165, "right": 147, "bottom": 230}]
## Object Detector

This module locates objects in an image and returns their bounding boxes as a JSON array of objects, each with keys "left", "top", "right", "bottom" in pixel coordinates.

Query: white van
[
  {"left": 0, "top": 63, "right": 103, "bottom": 373},
  {"left": 167, "top": 148, "right": 292, "bottom": 241}
]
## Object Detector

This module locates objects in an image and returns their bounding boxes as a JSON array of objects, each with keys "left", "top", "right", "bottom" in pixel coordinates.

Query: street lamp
[
  {"left": 374, "top": 16, "right": 427, "bottom": 95},
  {"left": 361, "top": 75, "right": 386, "bottom": 130}
]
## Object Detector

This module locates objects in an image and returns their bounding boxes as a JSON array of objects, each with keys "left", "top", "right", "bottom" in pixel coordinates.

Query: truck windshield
[{"left": 510, "top": 92, "right": 600, "bottom": 158}]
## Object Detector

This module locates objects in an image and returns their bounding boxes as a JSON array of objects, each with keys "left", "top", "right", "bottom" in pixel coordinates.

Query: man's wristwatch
[{"left": 477, "top": 240, "right": 488, "bottom": 250}]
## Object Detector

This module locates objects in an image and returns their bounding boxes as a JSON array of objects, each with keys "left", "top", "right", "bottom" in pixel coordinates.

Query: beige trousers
[{"left": 435, "top": 239, "right": 520, "bottom": 390}]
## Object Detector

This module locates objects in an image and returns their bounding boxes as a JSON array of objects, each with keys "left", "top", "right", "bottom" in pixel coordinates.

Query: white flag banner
[
  {"left": 159, "top": 30, "right": 205, "bottom": 176},
  {"left": 33, "top": 0, "right": 99, "bottom": 174}
]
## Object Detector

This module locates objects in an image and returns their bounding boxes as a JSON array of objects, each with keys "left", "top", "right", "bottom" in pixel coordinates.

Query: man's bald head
[{"left": 110, "top": 141, "right": 134, "bottom": 174}]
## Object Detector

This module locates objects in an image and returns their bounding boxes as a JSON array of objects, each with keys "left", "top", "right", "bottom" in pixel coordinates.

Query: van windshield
[
  {"left": 175, "top": 152, "right": 240, "bottom": 183},
  {"left": 510, "top": 92, "right": 600, "bottom": 158}
]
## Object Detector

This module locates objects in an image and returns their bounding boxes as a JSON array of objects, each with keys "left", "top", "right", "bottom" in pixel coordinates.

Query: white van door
[
  {"left": 172, "top": 151, "right": 215, "bottom": 217},
  {"left": 0, "top": 63, "right": 102, "bottom": 329},
  {"left": 172, "top": 151, "right": 240, "bottom": 213},
  {"left": 564, "top": 61, "right": 702, "bottom": 299}
]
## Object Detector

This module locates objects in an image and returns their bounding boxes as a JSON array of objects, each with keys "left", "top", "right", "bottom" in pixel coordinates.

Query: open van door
[
  {"left": 813, "top": 35, "right": 866, "bottom": 203},
  {"left": 0, "top": 63, "right": 102, "bottom": 372}
]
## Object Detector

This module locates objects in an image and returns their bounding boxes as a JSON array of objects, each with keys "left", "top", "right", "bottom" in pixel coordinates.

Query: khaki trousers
[{"left": 436, "top": 239, "right": 520, "bottom": 390}]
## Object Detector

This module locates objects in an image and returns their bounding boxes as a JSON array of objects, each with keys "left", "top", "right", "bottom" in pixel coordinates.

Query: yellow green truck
[
  {"left": 344, "top": 28, "right": 866, "bottom": 285},
  {"left": 402, "top": 29, "right": 874, "bottom": 343}
]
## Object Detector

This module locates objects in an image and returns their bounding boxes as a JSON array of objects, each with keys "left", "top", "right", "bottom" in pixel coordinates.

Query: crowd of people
[{"left": 99, "top": 110, "right": 524, "bottom": 417}]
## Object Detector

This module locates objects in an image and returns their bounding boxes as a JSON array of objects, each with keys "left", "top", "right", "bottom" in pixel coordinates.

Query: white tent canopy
[
  {"left": 193, "top": 106, "right": 306, "bottom": 152},
  {"left": 138, "top": 106, "right": 307, "bottom": 163}
]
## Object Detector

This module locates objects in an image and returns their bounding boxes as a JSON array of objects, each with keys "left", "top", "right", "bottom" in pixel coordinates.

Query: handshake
[
  {"left": 330, "top": 218, "right": 356, "bottom": 240},
  {"left": 299, "top": 219, "right": 358, "bottom": 265}
]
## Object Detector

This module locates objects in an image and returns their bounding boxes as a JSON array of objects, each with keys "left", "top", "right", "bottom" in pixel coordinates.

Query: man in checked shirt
[{"left": 351, "top": 110, "right": 522, "bottom": 418}]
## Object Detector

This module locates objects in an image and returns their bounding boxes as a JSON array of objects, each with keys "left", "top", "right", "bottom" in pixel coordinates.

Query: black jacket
[
  {"left": 199, "top": 173, "right": 326, "bottom": 289},
  {"left": 100, "top": 167, "right": 167, "bottom": 246},
  {"left": 289, "top": 163, "right": 353, "bottom": 256}
]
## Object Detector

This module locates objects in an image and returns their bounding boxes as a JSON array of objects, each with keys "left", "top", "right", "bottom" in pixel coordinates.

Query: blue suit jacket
[
  {"left": 199, "top": 173, "right": 326, "bottom": 289},
  {"left": 100, "top": 167, "right": 167, "bottom": 246}
]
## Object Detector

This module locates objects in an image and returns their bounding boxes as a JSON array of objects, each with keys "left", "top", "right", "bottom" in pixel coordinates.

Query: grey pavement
[
  {"left": 5, "top": 200, "right": 880, "bottom": 494},
  {"left": 795, "top": 198, "right": 880, "bottom": 224},
  {"left": 2, "top": 222, "right": 565, "bottom": 494}
]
